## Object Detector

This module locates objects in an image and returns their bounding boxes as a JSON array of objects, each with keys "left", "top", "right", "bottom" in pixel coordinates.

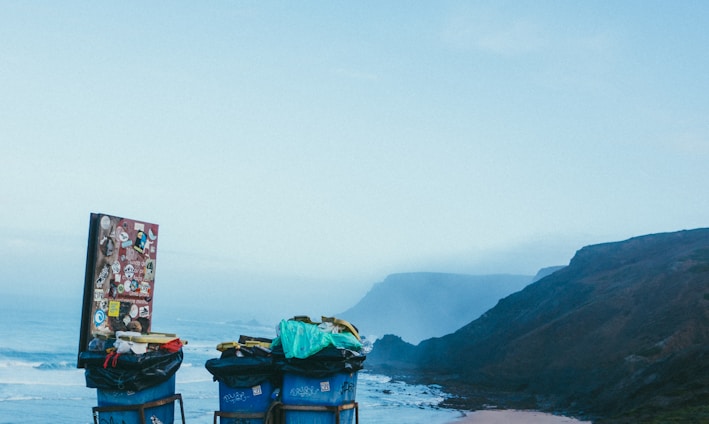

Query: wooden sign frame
[{"left": 77, "top": 213, "right": 159, "bottom": 367}]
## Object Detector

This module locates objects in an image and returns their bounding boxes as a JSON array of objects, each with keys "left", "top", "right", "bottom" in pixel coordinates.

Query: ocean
[{"left": 0, "top": 294, "right": 462, "bottom": 424}]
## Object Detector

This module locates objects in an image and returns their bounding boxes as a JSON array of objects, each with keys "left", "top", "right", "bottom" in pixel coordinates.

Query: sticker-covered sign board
[{"left": 77, "top": 213, "right": 159, "bottom": 367}]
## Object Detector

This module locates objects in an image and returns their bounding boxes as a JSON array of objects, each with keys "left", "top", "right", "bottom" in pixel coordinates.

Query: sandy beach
[{"left": 449, "top": 410, "right": 592, "bottom": 424}]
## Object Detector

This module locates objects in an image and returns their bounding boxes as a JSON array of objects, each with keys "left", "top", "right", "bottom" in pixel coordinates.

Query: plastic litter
[
  {"left": 80, "top": 348, "right": 183, "bottom": 392},
  {"left": 272, "top": 319, "right": 362, "bottom": 359}
]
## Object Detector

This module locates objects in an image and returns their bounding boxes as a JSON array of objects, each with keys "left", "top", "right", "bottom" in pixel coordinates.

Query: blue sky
[{"left": 2, "top": 2, "right": 708, "bottom": 320}]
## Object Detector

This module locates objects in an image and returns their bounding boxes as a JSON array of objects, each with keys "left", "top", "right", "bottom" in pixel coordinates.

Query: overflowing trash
[
  {"left": 272, "top": 317, "right": 363, "bottom": 359},
  {"left": 205, "top": 316, "right": 366, "bottom": 424},
  {"left": 80, "top": 332, "right": 186, "bottom": 424}
]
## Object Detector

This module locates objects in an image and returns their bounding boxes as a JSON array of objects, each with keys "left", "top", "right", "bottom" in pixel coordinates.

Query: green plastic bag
[{"left": 273, "top": 319, "right": 362, "bottom": 359}]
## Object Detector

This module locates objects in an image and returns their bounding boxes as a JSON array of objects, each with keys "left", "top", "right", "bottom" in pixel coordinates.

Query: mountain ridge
[
  {"left": 338, "top": 271, "right": 535, "bottom": 344},
  {"left": 367, "top": 228, "right": 709, "bottom": 422}
]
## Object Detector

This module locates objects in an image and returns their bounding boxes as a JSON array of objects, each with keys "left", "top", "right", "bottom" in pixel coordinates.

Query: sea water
[{"left": 0, "top": 295, "right": 462, "bottom": 424}]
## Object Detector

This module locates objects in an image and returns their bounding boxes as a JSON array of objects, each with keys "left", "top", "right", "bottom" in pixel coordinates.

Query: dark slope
[{"left": 369, "top": 229, "right": 709, "bottom": 421}]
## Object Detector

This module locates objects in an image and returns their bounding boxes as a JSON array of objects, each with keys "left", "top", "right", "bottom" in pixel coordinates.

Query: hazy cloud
[
  {"left": 440, "top": 8, "right": 546, "bottom": 55},
  {"left": 334, "top": 67, "right": 379, "bottom": 81}
]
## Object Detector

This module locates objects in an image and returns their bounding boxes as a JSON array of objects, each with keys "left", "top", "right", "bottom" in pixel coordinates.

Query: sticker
[
  {"left": 94, "top": 309, "right": 106, "bottom": 327},
  {"left": 118, "top": 231, "right": 129, "bottom": 243},
  {"left": 133, "top": 230, "right": 147, "bottom": 253},
  {"left": 130, "top": 304, "right": 139, "bottom": 318},
  {"left": 140, "top": 282, "right": 151, "bottom": 295},
  {"left": 104, "top": 238, "right": 114, "bottom": 256},
  {"left": 94, "top": 291, "right": 104, "bottom": 301},
  {"left": 320, "top": 381, "right": 331, "bottom": 392},
  {"left": 121, "top": 239, "right": 133, "bottom": 248},
  {"left": 117, "top": 284, "right": 124, "bottom": 294},
  {"left": 96, "top": 264, "right": 109, "bottom": 288},
  {"left": 252, "top": 385, "right": 263, "bottom": 396},
  {"left": 124, "top": 264, "right": 135, "bottom": 280},
  {"left": 125, "top": 249, "right": 137, "bottom": 260},
  {"left": 100, "top": 216, "right": 111, "bottom": 230},
  {"left": 108, "top": 301, "right": 120, "bottom": 317},
  {"left": 139, "top": 305, "right": 150, "bottom": 318},
  {"left": 111, "top": 260, "right": 121, "bottom": 275},
  {"left": 144, "top": 259, "right": 155, "bottom": 281},
  {"left": 130, "top": 279, "right": 139, "bottom": 292},
  {"left": 100, "top": 299, "right": 108, "bottom": 311},
  {"left": 134, "top": 223, "right": 145, "bottom": 232},
  {"left": 123, "top": 280, "right": 132, "bottom": 293},
  {"left": 148, "top": 228, "right": 157, "bottom": 240}
]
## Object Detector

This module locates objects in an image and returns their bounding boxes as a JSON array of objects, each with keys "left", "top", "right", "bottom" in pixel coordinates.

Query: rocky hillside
[
  {"left": 368, "top": 229, "right": 709, "bottom": 422},
  {"left": 338, "top": 272, "right": 535, "bottom": 344}
]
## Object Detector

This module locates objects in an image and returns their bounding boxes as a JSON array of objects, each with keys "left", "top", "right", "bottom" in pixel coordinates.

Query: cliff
[{"left": 368, "top": 229, "right": 709, "bottom": 422}]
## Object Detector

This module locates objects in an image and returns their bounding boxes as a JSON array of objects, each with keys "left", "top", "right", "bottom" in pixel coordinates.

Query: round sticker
[
  {"left": 100, "top": 216, "right": 111, "bottom": 230},
  {"left": 124, "top": 264, "right": 135, "bottom": 280},
  {"left": 94, "top": 309, "right": 106, "bottom": 327},
  {"left": 130, "top": 304, "right": 139, "bottom": 318}
]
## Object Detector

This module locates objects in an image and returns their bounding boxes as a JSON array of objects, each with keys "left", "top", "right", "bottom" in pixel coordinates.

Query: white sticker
[
  {"left": 320, "top": 381, "right": 330, "bottom": 392},
  {"left": 139, "top": 305, "right": 150, "bottom": 318},
  {"left": 124, "top": 264, "right": 135, "bottom": 280},
  {"left": 96, "top": 264, "right": 109, "bottom": 287},
  {"left": 252, "top": 385, "right": 262, "bottom": 396}
]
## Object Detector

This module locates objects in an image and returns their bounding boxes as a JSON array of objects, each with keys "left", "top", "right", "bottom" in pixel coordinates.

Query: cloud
[
  {"left": 333, "top": 67, "right": 379, "bottom": 81},
  {"left": 440, "top": 10, "right": 546, "bottom": 56},
  {"left": 471, "top": 20, "right": 546, "bottom": 55},
  {"left": 447, "top": 14, "right": 621, "bottom": 99},
  {"left": 438, "top": 6, "right": 621, "bottom": 94},
  {"left": 670, "top": 132, "right": 709, "bottom": 156}
]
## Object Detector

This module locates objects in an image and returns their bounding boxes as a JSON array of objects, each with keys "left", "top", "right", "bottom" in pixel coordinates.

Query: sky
[{"left": 2, "top": 1, "right": 708, "bottom": 322}]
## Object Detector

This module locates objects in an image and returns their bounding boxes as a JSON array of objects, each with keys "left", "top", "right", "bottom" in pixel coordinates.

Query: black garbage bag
[
  {"left": 274, "top": 345, "right": 365, "bottom": 378},
  {"left": 205, "top": 355, "right": 276, "bottom": 388},
  {"left": 80, "top": 349, "right": 183, "bottom": 392}
]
